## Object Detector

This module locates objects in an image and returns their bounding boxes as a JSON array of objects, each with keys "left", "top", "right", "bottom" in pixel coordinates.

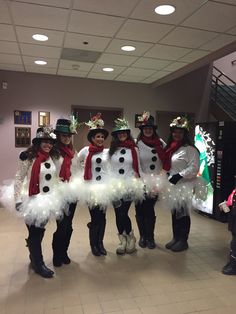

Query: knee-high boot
[
  {"left": 165, "top": 212, "right": 180, "bottom": 249},
  {"left": 171, "top": 216, "right": 190, "bottom": 252},
  {"left": 145, "top": 216, "right": 156, "bottom": 249},
  {"left": 27, "top": 229, "right": 54, "bottom": 278},
  {"left": 98, "top": 219, "right": 107, "bottom": 255},
  {"left": 135, "top": 215, "right": 146, "bottom": 248},
  {"left": 87, "top": 222, "right": 101, "bottom": 256}
]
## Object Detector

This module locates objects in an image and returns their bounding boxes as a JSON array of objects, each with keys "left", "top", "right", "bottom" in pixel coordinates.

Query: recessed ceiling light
[
  {"left": 102, "top": 67, "right": 114, "bottom": 72},
  {"left": 121, "top": 45, "right": 136, "bottom": 52},
  {"left": 154, "top": 5, "right": 175, "bottom": 15},
  {"left": 34, "top": 60, "right": 47, "bottom": 65},
  {"left": 32, "top": 34, "right": 48, "bottom": 41}
]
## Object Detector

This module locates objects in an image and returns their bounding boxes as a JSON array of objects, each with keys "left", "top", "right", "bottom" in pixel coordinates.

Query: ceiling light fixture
[
  {"left": 102, "top": 67, "right": 114, "bottom": 72},
  {"left": 121, "top": 45, "right": 136, "bottom": 52},
  {"left": 32, "top": 34, "right": 48, "bottom": 41},
  {"left": 34, "top": 60, "right": 47, "bottom": 65},
  {"left": 154, "top": 4, "right": 175, "bottom": 15}
]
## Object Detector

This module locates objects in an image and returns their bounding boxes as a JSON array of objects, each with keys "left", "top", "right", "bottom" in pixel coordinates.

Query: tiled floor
[{"left": 0, "top": 204, "right": 236, "bottom": 314}]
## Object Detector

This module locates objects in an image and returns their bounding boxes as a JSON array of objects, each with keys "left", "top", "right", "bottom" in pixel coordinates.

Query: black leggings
[
  {"left": 113, "top": 200, "right": 132, "bottom": 234},
  {"left": 89, "top": 206, "right": 106, "bottom": 226},
  {"left": 54, "top": 202, "right": 77, "bottom": 237},
  {"left": 26, "top": 224, "right": 45, "bottom": 240},
  {"left": 135, "top": 196, "right": 157, "bottom": 219}
]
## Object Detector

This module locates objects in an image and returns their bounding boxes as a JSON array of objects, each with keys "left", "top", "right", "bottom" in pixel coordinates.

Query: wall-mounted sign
[
  {"left": 14, "top": 110, "right": 31, "bottom": 125},
  {"left": 15, "top": 127, "right": 31, "bottom": 147}
]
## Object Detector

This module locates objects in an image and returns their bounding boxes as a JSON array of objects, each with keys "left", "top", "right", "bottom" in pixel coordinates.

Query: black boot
[
  {"left": 166, "top": 211, "right": 180, "bottom": 249},
  {"left": 171, "top": 215, "right": 190, "bottom": 252},
  {"left": 87, "top": 222, "right": 101, "bottom": 256},
  {"left": 135, "top": 215, "right": 146, "bottom": 248},
  {"left": 146, "top": 216, "right": 156, "bottom": 249},
  {"left": 52, "top": 232, "right": 63, "bottom": 267},
  {"left": 98, "top": 219, "right": 107, "bottom": 255},
  {"left": 222, "top": 255, "right": 236, "bottom": 275},
  {"left": 62, "top": 228, "right": 73, "bottom": 264},
  {"left": 27, "top": 233, "right": 54, "bottom": 278}
]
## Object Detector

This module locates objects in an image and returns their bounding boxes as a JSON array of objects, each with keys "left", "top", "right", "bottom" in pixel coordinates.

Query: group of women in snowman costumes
[{"left": 1, "top": 111, "right": 205, "bottom": 278}]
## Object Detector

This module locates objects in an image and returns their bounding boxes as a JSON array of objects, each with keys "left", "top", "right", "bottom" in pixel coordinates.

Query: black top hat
[
  {"left": 139, "top": 114, "right": 157, "bottom": 130},
  {"left": 32, "top": 126, "right": 57, "bottom": 145},
  {"left": 85, "top": 113, "right": 109, "bottom": 143},
  {"left": 55, "top": 119, "right": 75, "bottom": 134}
]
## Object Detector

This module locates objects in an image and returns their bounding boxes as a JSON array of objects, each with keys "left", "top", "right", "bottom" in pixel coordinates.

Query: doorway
[{"left": 72, "top": 106, "right": 123, "bottom": 151}]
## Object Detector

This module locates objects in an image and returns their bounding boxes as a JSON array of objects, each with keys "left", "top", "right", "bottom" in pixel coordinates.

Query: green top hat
[
  {"left": 111, "top": 117, "right": 131, "bottom": 136},
  {"left": 55, "top": 116, "right": 79, "bottom": 134}
]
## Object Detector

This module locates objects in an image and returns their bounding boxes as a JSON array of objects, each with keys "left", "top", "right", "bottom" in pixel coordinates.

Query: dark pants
[
  {"left": 113, "top": 200, "right": 132, "bottom": 234},
  {"left": 171, "top": 209, "right": 191, "bottom": 241},
  {"left": 89, "top": 206, "right": 106, "bottom": 226},
  {"left": 135, "top": 196, "right": 157, "bottom": 240},
  {"left": 88, "top": 206, "right": 106, "bottom": 251},
  {"left": 52, "top": 202, "right": 77, "bottom": 258},
  {"left": 230, "top": 233, "right": 236, "bottom": 257}
]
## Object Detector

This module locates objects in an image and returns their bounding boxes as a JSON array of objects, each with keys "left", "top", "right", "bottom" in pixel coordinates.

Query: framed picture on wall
[
  {"left": 38, "top": 111, "right": 50, "bottom": 126},
  {"left": 14, "top": 110, "right": 31, "bottom": 125},
  {"left": 135, "top": 113, "right": 142, "bottom": 128},
  {"left": 15, "top": 127, "right": 31, "bottom": 147}
]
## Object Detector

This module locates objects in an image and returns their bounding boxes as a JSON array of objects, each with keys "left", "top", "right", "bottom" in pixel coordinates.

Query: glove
[
  {"left": 15, "top": 202, "right": 22, "bottom": 211},
  {"left": 169, "top": 173, "right": 183, "bottom": 185}
]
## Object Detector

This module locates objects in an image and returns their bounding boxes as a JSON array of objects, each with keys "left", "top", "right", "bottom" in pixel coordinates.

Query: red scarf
[
  {"left": 29, "top": 149, "right": 50, "bottom": 196},
  {"left": 59, "top": 144, "right": 75, "bottom": 182},
  {"left": 119, "top": 140, "right": 140, "bottom": 177},
  {"left": 84, "top": 144, "right": 104, "bottom": 180},
  {"left": 163, "top": 141, "right": 182, "bottom": 171},
  {"left": 141, "top": 135, "right": 165, "bottom": 163}
]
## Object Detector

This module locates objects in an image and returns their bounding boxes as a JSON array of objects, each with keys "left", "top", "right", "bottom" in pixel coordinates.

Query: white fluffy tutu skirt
[
  {"left": 0, "top": 180, "right": 65, "bottom": 227},
  {"left": 159, "top": 177, "right": 208, "bottom": 216},
  {"left": 142, "top": 172, "right": 169, "bottom": 198},
  {"left": 109, "top": 177, "right": 145, "bottom": 208}
]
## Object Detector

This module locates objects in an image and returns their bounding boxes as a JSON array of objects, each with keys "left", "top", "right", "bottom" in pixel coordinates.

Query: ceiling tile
[
  {"left": 106, "top": 39, "right": 153, "bottom": 56},
  {"left": 200, "top": 34, "right": 236, "bottom": 51},
  {"left": 130, "top": 0, "right": 206, "bottom": 25},
  {"left": 144, "top": 44, "right": 191, "bottom": 60},
  {"left": 57, "top": 69, "right": 88, "bottom": 78},
  {"left": 97, "top": 53, "right": 138, "bottom": 66},
  {"left": 87, "top": 72, "right": 118, "bottom": 80},
  {"left": 182, "top": 1, "right": 236, "bottom": 32},
  {"left": 160, "top": 27, "right": 218, "bottom": 49},
  {"left": 25, "top": 65, "right": 57, "bottom": 74},
  {"left": 0, "top": 41, "right": 20, "bottom": 54},
  {"left": 64, "top": 33, "right": 111, "bottom": 52},
  {"left": 10, "top": 2, "right": 69, "bottom": 30},
  {"left": 0, "top": 63, "right": 24, "bottom": 72},
  {"left": 116, "top": 19, "right": 174, "bottom": 43},
  {"left": 16, "top": 26, "right": 64, "bottom": 47},
  {"left": 73, "top": 0, "right": 139, "bottom": 17},
  {"left": 13, "top": 0, "right": 72, "bottom": 8},
  {"left": 131, "top": 57, "right": 171, "bottom": 70},
  {"left": 150, "top": 70, "right": 171, "bottom": 80},
  {"left": 69, "top": 11, "right": 124, "bottom": 37},
  {"left": 92, "top": 63, "right": 126, "bottom": 74},
  {"left": 179, "top": 49, "right": 210, "bottom": 62},
  {"left": 20, "top": 43, "right": 61, "bottom": 58},
  {"left": 0, "top": 53, "right": 22, "bottom": 64},
  {"left": 115, "top": 74, "right": 146, "bottom": 83},
  {"left": 122, "top": 67, "right": 156, "bottom": 76},
  {"left": 59, "top": 60, "right": 94, "bottom": 71},
  {"left": 163, "top": 61, "right": 188, "bottom": 72},
  {"left": 0, "top": 24, "right": 16, "bottom": 41},
  {"left": 141, "top": 77, "right": 157, "bottom": 84},
  {"left": 0, "top": 0, "right": 11, "bottom": 23},
  {"left": 22, "top": 55, "right": 59, "bottom": 68}
]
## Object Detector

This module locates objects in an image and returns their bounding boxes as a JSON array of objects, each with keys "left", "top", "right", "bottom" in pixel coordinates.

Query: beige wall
[{"left": 0, "top": 64, "right": 211, "bottom": 183}]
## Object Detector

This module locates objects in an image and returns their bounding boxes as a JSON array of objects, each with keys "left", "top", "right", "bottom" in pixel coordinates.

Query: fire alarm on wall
[{"left": 2, "top": 81, "right": 8, "bottom": 90}]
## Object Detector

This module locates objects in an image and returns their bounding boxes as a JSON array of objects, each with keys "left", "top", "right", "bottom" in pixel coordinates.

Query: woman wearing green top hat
[
  {"left": 135, "top": 111, "right": 166, "bottom": 249},
  {"left": 52, "top": 117, "right": 79, "bottom": 267},
  {"left": 109, "top": 118, "right": 143, "bottom": 255}
]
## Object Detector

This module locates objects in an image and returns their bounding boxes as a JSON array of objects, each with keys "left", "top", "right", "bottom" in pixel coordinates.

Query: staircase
[{"left": 211, "top": 66, "right": 236, "bottom": 121}]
